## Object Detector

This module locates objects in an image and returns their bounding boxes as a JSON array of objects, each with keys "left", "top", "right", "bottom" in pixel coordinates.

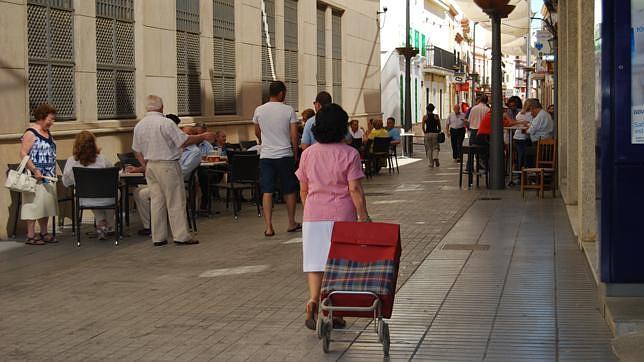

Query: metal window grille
[
  {"left": 177, "top": 0, "right": 201, "bottom": 116},
  {"left": 284, "top": 0, "right": 298, "bottom": 110},
  {"left": 261, "top": 0, "right": 276, "bottom": 102},
  {"left": 316, "top": 6, "right": 326, "bottom": 93},
  {"left": 212, "top": 0, "right": 236, "bottom": 115},
  {"left": 27, "top": 0, "right": 75, "bottom": 120},
  {"left": 331, "top": 11, "right": 342, "bottom": 105},
  {"left": 96, "top": 0, "right": 135, "bottom": 119}
]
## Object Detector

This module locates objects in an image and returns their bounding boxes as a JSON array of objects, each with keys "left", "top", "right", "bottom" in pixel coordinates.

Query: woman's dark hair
[
  {"left": 507, "top": 96, "right": 522, "bottom": 109},
  {"left": 166, "top": 113, "right": 181, "bottom": 125},
  {"left": 32, "top": 103, "right": 56, "bottom": 121},
  {"left": 312, "top": 103, "right": 349, "bottom": 144},
  {"left": 426, "top": 103, "right": 435, "bottom": 113}
]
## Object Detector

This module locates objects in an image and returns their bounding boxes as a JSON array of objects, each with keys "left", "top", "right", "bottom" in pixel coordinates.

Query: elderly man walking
[{"left": 132, "top": 95, "right": 215, "bottom": 246}]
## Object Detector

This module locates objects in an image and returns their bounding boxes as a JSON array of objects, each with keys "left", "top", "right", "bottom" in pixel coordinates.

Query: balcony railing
[{"left": 425, "top": 46, "right": 457, "bottom": 71}]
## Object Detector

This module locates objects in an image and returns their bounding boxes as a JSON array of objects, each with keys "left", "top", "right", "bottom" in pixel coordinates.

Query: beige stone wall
[
  {"left": 556, "top": 0, "right": 597, "bottom": 246},
  {"left": 0, "top": 0, "right": 381, "bottom": 239}
]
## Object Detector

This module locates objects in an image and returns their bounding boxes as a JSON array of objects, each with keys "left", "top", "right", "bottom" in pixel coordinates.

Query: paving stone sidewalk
[
  {"left": 340, "top": 190, "right": 616, "bottom": 361},
  {"left": 0, "top": 145, "right": 480, "bottom": 361}
]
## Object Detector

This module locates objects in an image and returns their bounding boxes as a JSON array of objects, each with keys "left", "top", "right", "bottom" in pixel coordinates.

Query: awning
[{"left": 451, "top": 0, "right": 531, "bottom": 56}]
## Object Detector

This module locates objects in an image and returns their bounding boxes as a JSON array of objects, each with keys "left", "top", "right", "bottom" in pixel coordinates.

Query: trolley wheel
[
  {"left": 382, "top": 322, "right": 390, "bottom": 356},
  {"left": 322, "top": 321, "right": 332, "bottom": 353},
  {"left": 316, "top": 316, "right": 324, "bottom": 339}
]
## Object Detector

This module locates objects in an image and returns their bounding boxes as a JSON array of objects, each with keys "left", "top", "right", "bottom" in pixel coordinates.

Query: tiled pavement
[{"left": 0, "top": 145, "right": 614, "bottom": 361}]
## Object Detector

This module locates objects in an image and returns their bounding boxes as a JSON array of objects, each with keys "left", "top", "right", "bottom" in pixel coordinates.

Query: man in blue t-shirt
[
  {"left": 385, "top": 117, "right": 401, "bottom": 145},
  {"left": 300, "top": 91, "right": 332, "bottom": 150}
]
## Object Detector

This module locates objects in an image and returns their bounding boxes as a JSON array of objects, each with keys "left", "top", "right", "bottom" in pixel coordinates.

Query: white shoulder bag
[{"left": 5, "top": 156, "right": 38, "bottom": 193}]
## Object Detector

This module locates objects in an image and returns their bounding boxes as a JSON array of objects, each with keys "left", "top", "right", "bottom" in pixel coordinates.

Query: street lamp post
[
  {"left": 474, "top": 0, "right": 515, "bottom": 190},
  {"left": 396, "top": 0, "right": 418, "bottom": 133}
]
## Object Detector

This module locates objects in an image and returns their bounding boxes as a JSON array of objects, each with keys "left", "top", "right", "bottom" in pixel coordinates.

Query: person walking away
[
  {"left": 296, "top": 103, "right": 369, "bottom": 331},
  {"left": 300, "top": 91, "right": 332, "bottom": 150},
  {"left": 131, "top": 95, "right": 215, "bottom": 246},
  {"left": 253, "top": 81, "right": 301, "bottom": 237},
  {"left": 19, "top": 103, "right": 58, "bottom": 245},
  {"left": 62, "top": 131, "right": 116, "bottom": 239},
  {"left": 446, "top": 104, "right": 466, "bottom": 162},
  {"left": 131, "top": 114, "right": 203, "bottom": 236},
  {"left": 422, "top": 104, "right": 442, "bottom": 167}
]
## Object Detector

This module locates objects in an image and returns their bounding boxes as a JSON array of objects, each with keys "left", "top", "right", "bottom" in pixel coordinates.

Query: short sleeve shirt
[
  {"left": 301, "top": 116, "right": 317, "bottom": 146},
  {"left": 132, "top": 112, "right": 188, "bottom": 161},
  {"left": 349, "top": 128, "right": 365, "bottom": 139},
  {"left": 295, "top": 143, "right": 365, "bottom": 222},
  {"left": 388, "top": 127, "right": 401, "bottom": 141},
  {"left": 252, "top": 102, "right": 298, "bottom": 159},
  {"left": 467, "top": 103, "right": 490, "bottom": 130},
  {"left": 447, "top": 112, "right": 466, "bottom": 129}
]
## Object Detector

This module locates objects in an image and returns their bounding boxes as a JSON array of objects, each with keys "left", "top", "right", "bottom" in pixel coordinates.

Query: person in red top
[{"left": 473, "top": 109, "right": 522, "bottom": 169}]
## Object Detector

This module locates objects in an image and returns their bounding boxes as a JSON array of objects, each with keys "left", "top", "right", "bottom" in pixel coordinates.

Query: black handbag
[{"left": 437, "top": 132, "right": 446, "bottom": 144}]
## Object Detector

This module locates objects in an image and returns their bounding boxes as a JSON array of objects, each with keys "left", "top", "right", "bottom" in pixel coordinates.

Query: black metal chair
[
  {"left": 116, "top": 152, "right": 141, "bottom": 169},
  {"left": 72, "top": 167, "right": 121, "bottom": 247},
  {"left": 184, "top": 168, "right": 198, "bottom": 231},
  {"left": 6, "top": 163, "right": 21, "bottom": 238},
  {"left": 56, "top": 159, "right": 76, "bottom": 235},
  {"left": 240, "top": 140, "right": 258, "bottom": 151},
  {"left": 350, "top": 137, "right": 363, "bottom": 150},
  {"left": 368, "top": 137, "right": 392, "bottom": 176},
  {"left": 388, "top": 144, "right": 400, "bottom": 174},
  {"left": 215, "top": 153, "right": 261, "bottom": 219},
  {"left": 224, "top": 143, "right": 242, "bottom": 153}
]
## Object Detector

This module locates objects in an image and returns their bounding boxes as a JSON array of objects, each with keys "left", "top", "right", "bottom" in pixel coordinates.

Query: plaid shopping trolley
[{"left": 317, "top": 221, "right": 401, "bottom": 356}]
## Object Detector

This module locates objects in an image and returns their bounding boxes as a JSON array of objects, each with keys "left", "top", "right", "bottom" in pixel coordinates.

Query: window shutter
[
  {"left": 212, "top": 0, "right": 236, "bottom": 115},
  {"left": 27, "top": 0, "right": 75, "bottom": 120},
  {"left": 96, "top": 0, "right": 135, "bottom": 119}
]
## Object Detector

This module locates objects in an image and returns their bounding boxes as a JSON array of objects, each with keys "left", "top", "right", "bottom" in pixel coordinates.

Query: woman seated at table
[
  {"left": 62, "top": 131, "right": 115, "bottom": 240},
  {"left": 473, "top": 109, "right": 524, "bottom": 170}
]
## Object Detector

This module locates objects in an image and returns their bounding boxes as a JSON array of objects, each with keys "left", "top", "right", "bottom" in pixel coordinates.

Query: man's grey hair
[
  {"left": 145, "top": 95, "right": 164, "bottom": 112},
  {"left": 525, "top": 98, "right": 542, "bottom": 110}
]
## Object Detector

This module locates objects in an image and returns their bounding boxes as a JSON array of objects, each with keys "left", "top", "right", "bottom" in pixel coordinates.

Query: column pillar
[
  {"left": 577, "top": 0, "right": 597, "bottom": 242},
  {"left": 565, "top": 0, "right": 579, "bottom": 205},
  {"left": 557, "top": 0, "right": 568, "bottom": 198}
]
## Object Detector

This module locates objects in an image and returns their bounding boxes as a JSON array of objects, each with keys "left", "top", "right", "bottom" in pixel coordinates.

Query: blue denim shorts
[{"left": 259, "top": 157, "right": 298, "bottom": 194}]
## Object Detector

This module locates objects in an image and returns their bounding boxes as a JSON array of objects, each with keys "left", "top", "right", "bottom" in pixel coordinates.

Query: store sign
[{"left": 632, "top": 0, "right": 644, "bottom": 144}]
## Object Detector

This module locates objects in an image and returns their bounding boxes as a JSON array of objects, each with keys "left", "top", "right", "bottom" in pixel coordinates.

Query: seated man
[
  {"left": 129, "top": 114, "right": 202, "bottom": 236},
  {"left": 193, "top": 122, "right": 214, "bottom": 156},
  {"left": 199, "top": 130, "right": 228, "bottom": 211},
  {"left": 385, "top": 117, "right": 401, "bottom": 145}
]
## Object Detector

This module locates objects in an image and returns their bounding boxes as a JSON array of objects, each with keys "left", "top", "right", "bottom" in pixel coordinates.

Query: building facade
[{"left": 0, "top": 0, "right": 382, "bottom": 239}]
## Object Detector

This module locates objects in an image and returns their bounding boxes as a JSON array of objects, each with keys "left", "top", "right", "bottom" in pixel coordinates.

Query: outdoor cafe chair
[
  {"left": 56, "top": 159, "right": 76, "bottom": 235},
  {"left": 185, "top": 168, "right": 198, "bottom": 231},
  {"left": 368, "top": 137, "right": 393, "bottom": 176},
  {"left": 215, "top": 152, "right": 261, "bottom": 220},
  {"left": 72, "top": 167, "right": 121, "bottom": 247},
  {"left": 116, "top": 152, "right": 141, "bottom": 169},
  {"left": 6, "top": 163, "right": 22, "bottom": 239},
  {"left": 240, "top": 140, "right": 258, "bottom": 151},
  {"left": 521, "top": 138, "right": 557, "bottom": 199}
]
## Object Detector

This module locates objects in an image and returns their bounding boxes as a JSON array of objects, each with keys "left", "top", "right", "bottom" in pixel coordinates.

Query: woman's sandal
[
  {"left": 305, "top": 300, "right": 318, "bottom": 330},
  {"left": 40, "top": 233, "right": 57, "bottom": 243},
  {"left": 25, "top": 236, "right": 45, "bottom": 245}
]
